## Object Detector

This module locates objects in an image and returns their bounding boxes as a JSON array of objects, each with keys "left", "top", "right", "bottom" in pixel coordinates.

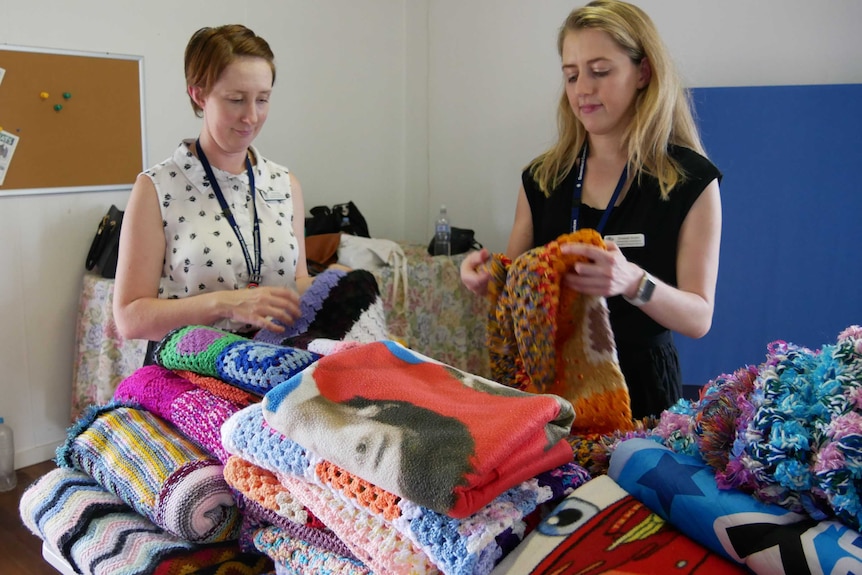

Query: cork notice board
[{"left": 0, "top": 44, "right": 146, "bottom": 195}]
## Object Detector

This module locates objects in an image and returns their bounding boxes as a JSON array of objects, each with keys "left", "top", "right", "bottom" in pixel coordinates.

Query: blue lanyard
[
  {"left": 571, "top": 141, "right": 629, "bottom": 234},
  {"left": 195, "top": 139, "right": 262, "bottom": 287}
]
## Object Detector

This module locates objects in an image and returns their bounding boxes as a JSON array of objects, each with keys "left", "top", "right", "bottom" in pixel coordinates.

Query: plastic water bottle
[
  {"left": 0, "top": 417, "right": 15, "bottom": 492},
  {"left": 434, "top": 204, "right": 451, "bottom": 256}
]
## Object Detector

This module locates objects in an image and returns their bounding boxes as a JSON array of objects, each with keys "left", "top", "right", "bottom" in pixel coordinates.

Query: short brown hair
[{"left": 184, "top": 24, "right": 276, "bottom": 117}]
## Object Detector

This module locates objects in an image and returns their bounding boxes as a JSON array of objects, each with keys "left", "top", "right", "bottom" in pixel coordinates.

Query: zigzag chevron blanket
[
  {"left": 56, "top": 403, "right": 240, "bottom": 543},
  {"left": 18, "top": 467, "right": 265, "bottom": 575},
  {"left": 260, "top": 339, "right": 576, "bottom": 518},
  {"left": 486, "top": 230, "right": 633, "bottom": 434},
  {"left": 222, "top": 402, "right": 590, "bottom": 575}
]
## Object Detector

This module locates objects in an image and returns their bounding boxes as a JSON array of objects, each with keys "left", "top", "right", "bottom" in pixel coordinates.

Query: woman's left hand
[{"left": 559, "top": 241, "right": 642, "bottom": 298}]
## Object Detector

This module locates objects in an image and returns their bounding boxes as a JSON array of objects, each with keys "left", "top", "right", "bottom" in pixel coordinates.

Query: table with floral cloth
[{"left": 71, "top": 245, "right": 490, "bottom": 420}]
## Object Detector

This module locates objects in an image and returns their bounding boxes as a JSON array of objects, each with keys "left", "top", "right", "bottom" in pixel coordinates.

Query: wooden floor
[{"left": 0, "top": 460, "right": 61, "bottom": 575}]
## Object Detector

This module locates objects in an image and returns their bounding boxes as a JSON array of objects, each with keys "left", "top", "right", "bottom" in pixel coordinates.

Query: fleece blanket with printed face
[{"left": 261, "top": 340, "right": 575, "bottom": 518}]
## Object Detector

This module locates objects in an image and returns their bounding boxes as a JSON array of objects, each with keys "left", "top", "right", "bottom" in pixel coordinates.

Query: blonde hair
[
  {"left": 529, "top": 0, "right": 704, "bottom": 199},
  {"left": 184, "top": 24, "right": 276, "bottom": 118}
]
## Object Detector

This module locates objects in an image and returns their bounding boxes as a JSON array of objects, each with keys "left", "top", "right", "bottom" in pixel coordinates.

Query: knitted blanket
[
  {"left": 222, "top": 402, "right": 591, "bottom": 575},
  {"left": 260, "top": 339, "right": 575, "bottom": 517},
  {"left": 56, "top": 403, "right": 240, "bottom": 543},
  {"left": 18, "top": 466, "right": 259, "bottom": 575},
  {"left": 486, "top": 230, "right": 633, "bottom": 434},
  {"left": 254, "top": 268, "right": 388, "bottom": 347},
  {"left": 608, "top": 438, "right": 862, "bottom": 575},
  {"left": 155, "top": 325, "right": 320, "bottom": 396},
  {"left": 114, "top": 364, "right": 244, "bottom": 463}
]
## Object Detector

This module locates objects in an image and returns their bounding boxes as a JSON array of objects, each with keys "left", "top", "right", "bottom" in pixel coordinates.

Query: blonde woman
[{"left": 461, "top": 0, "right": 722, "bottom": 418}]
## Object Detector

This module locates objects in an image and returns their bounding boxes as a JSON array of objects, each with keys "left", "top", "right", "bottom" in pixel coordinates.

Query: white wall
[
  {"left": 0, "top": 0, "right": 413, "bottom": 467},
  {"left": 2, "top": 0, "right": 861, "bottom": 468},
  {"left": 426, "top": 0, "right": 862, "bottom": 252}
]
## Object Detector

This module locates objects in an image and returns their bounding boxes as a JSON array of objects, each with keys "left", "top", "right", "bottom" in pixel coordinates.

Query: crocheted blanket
[
  {"left": 155, "top": 325, "right": 321, "bottom": 396},
  {"left": 56, "top": 403, "right": 240, "bottom": 543},
  {"left": 254, "top": 267, "right": 388, "bottom": 347},
  {"left": 254, "top": 524, "right": 372, "bottom": 575},
  {"left": 222, "top": 402, "right": 590, "bottom": 575},
  {"left": 18, "top": 467, "right": 266, "bottom": 575},
  {"left": 260, "top": 339, "right": 576, "bottom": 517},
  {"left": 486, "top": 229, "right": 633, "bottom": 434},
  {"left": 114, "top": 364, "right": 244, "bottom": 463},
  {"left": 492, "top": 473, "right": 745, "bottom": 574},
  {"left": 223, "top": 455, "right": 357, "bottom": 561}
]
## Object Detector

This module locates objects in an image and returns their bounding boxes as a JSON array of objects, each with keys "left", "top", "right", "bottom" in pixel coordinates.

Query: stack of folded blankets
[{"left": 20, "top": 268, "right": 594, "bottom": 575}]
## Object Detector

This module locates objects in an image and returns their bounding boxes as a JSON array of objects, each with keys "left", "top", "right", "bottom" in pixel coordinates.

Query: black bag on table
[
  {"left": 306, "top": 201, "right": 370, "bottom": 238},
  {"left": 427, "top": 227, "right": 483, "bottom": 256},
  {"left": 85, "top": 204, "right": 124, "bottom": 278}
]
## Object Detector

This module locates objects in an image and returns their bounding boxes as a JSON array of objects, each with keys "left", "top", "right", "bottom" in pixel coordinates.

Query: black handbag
[
  {"left": 306, "top": 201, "right": 370, "bottom": 238},
  {"left": 85, "top": 205, "right": 124, "bottom": 278},
  {"left": 427, "top": 227, "right": 483, "bottom": 256}
]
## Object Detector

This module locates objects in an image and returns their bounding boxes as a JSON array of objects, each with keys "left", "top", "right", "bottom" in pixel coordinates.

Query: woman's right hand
[
  {"left": 460, "top": 248, "right": 491, "bottom": 296},
  {"left": 223, "top": 285, "right": 301, "bottom": 332}
]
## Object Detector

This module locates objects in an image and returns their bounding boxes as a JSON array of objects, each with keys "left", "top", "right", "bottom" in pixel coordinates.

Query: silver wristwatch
[{"left": 624, "top": 271, "right": 656, "bottom": 307}]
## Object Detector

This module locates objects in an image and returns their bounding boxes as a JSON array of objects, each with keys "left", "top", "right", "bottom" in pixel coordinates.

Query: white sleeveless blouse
[{"left": 144, "top": 140, "right": 299, "bottom": 332}]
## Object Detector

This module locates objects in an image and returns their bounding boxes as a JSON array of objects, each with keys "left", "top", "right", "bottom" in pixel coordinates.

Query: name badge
[
  {"left": 604, "top": 233, "right": 645, "bottom": 248},
  {"left": 260, "top": 188, "right": 287, "bottom": 202}
]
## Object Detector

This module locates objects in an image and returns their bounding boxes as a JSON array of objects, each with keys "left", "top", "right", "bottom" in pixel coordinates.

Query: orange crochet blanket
[{"left": 487, "top": 229, "right": 634, "bottom": 434}]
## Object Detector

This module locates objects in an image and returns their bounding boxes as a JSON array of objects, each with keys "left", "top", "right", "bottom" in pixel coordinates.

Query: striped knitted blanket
[
  {"left": 222, "top": 402, "right": 590, "bottom": 575},
  {"left": 56, "top": 403, "right": 240, "bottom": 543},
  {"left": 261, "top": 340, "right": 576, "bottom": 518},
  {"left": 18, "top": 467, "right": 265, "bottom": 575},
  {"left": 486, "top": 230, "right": 633, "bottom": 434}
]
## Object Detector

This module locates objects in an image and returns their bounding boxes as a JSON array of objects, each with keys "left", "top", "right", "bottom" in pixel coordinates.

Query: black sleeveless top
[{"left": 524, "top": 145, "right": 721, "bottom": 345}]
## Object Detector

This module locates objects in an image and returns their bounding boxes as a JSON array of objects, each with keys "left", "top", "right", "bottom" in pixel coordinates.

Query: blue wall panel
[{"left": 677, "top": 84, "right": 862, "bottom": 387}]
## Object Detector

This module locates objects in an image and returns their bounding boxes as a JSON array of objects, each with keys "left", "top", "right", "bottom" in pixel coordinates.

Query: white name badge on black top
[{"left": 604, "top": 233, "right": 645, "bottom": 248}]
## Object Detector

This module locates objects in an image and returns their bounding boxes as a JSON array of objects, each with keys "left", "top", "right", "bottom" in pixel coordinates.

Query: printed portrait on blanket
[{"left": 262, "top": 340, "right": 575, "bottom": 517}]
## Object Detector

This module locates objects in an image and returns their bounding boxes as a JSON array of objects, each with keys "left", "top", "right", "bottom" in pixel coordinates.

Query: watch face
[{"left": 640, "top": 275, "right": 656, "bottom": 303}]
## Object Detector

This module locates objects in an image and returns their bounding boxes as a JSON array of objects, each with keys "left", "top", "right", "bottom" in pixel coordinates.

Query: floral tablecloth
[{"left": 72, "top": 245, "right": 490, "bottom": 420}]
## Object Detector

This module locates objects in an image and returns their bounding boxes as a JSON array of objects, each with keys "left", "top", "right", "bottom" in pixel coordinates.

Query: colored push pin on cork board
[
  {"left": 63, "top": 92, "right": 72, "bottom": 99},
  {"left": 54, "top": 104, "right": 63, "bottom": 112},
  {"left": 40, "top": 91, "right": 50, "bottom": 100}
]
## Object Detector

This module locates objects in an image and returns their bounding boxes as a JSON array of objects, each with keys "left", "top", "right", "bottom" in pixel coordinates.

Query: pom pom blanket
[
  {"left": 608, "top": 438, "right": 862, "bottom": 575},
  {"left": 155, "top": 325, "right": 320, "bottom": 396},
  {"left": 222, "top": 402, "right": 590, "bottom": 575},
  {"left": 56, "top": 403, "right": 240, "bottom": 543},
  {"left": 19, "top": 466, "right": 260, "bottom": 575},
  {"left": 486, "top": 229, "right": 633, "bottom": 434},
  {"left": 260, "top": 339, "right": 575, "bottom": 517}
]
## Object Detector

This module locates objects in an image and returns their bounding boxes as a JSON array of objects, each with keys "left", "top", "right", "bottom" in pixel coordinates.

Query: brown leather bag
[{"left": 305, "top": 232, "right": 342, "bottom": 275}]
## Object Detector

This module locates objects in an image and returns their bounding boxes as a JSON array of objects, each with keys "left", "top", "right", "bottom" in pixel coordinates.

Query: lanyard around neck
[
  {"left": 195, "top": 139, "right": 262, "bottom": 288},
  {"left": 571, "top": 141, "right": 629, "bottom": 234}
]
